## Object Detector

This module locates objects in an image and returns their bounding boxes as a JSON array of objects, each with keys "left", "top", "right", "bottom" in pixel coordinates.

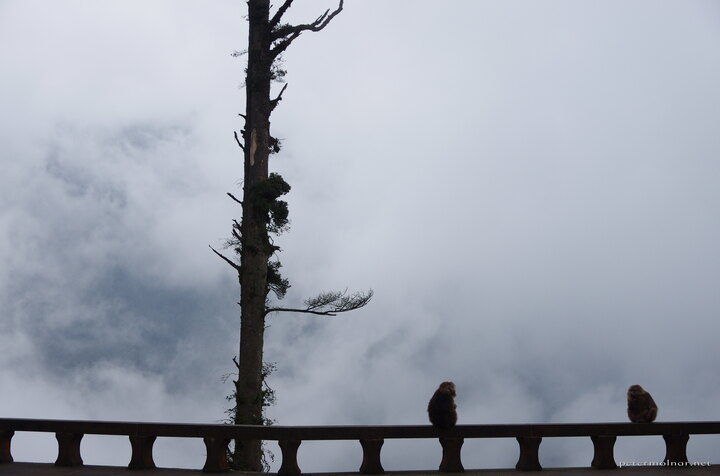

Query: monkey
[
  {"left": 627, "top": 384, "right": 658, "bottom": 423},
  {"left": 427, "top": 381, "right": 458, "bottom": 428}
]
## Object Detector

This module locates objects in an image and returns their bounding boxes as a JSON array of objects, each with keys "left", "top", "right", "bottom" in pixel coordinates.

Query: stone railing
[{"left": 0, "top": 418, "right": 718, "bottom": 473}]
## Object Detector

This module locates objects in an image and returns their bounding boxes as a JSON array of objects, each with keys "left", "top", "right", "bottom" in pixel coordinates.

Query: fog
[{"left": 1, "top": 0, "right": 719, "bottom": 471}]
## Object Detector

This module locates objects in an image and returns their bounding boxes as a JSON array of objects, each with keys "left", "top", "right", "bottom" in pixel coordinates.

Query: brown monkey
[
  {"left": 627, "top": 384, "right": 658, "bottom": 423},
  {"left": 427, "top": 381, "right": 458, "bottom": 428}
]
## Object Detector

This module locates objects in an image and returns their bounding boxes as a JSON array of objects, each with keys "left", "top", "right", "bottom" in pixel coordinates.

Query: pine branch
[
  {"left": 270, "top": 83, "right": 289, "bottom": 111},
  {"left": 209, "top": 245, "right": 241, "bottom": 272},
  {"left": 234, "top": 131, "right": 245, "bottom": 151},
  {"left": 264, "top": 288, "right": 373, "bottom": 317},
  {"left": 264, "top": 307, "right": 340, "bottom": 317},
  {"left": 269, "top": 0, "right": 294, "bottom": 30},
  {"left": 270, "top": 33, "right": 300, "bottom": 59},
  {"left": 231, "top": 220, "right": 242, "bottom": 242},
  {"left": 270, "top": 0, "right": 343, "bottom": 58},
  {"left": 227, "top": 192, "right": 243, "bottom": 206}
]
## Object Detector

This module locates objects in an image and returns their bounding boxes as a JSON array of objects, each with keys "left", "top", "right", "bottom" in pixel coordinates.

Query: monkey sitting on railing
[
  {"left": 428, "top": 381, "right": 458, "bottom": 428},
  {"left": 627, "top": 384, "right": 658, "bottom": 423}
]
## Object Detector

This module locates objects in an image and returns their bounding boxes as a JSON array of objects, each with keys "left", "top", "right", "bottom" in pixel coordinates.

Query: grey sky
[{"left": 1, "top": 0, "right": 720, "bottom": 471}]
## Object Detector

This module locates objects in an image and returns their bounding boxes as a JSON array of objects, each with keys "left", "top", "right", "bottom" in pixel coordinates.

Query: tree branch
[
  {"left": 264, "top": 307, "right": 339, "bottom": 317},
  {"left": 264, "top": 288, "right": 373, "bottom": 317},
  {"left": 270, "top": 33, "right": 300, "bottom": 59},
  {"left": 270, "top": 83, "right": 289, "bottom": 111},
  {"left": 227, "top": 192, "right": 243, "bottom": 206},
  {"left": 270, "top": 0, "right": 343, "bottom": 58},
  {"left": 269, "top": 0, "right": 294, "bottom": 30},
  {"left": 209, "top": 245, "right": 241, "bottom": 272},
  {"left": 231, "top": 219, "right": 242, "bottom": 242},
  {"left": 234, "top": 131, "right": 245, "bottom": 151}
]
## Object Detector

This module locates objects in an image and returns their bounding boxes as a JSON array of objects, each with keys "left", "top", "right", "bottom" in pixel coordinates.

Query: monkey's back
[
  {"left": 427, "top": 391, "right": 457, "bottom": 428},
  {"left": 628, "top": 392, "right": 658, "bottom": 423}
]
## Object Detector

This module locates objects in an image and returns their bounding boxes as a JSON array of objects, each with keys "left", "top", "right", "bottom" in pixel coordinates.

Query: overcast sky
[{"left": 2, "top": 0, "right": 720, "bottom": 471}]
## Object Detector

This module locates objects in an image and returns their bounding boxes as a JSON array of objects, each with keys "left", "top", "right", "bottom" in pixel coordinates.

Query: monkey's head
[
  {"left": 628, "top": 385, "right": 645, "bottom": 397},
  {"left": 439, "top": 381, "right": 456, "bottom": 397}
]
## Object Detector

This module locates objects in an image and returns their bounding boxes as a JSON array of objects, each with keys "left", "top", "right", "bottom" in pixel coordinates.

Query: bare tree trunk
[
  {"left": 219, "top": 1, "right": 348, "bottom": 470},
  {"left": 234, "top": 0, "right": 272, "bottom": 469}
]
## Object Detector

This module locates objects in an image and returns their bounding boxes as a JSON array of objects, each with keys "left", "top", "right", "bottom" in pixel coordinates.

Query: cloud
[{"left": 2, "top": 0, "right": 720, "bottom": 472}]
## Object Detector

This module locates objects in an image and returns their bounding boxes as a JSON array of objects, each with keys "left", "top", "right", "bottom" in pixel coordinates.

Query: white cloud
[{"left": 2, "top": 0, "right": 720, "bottom": 472}]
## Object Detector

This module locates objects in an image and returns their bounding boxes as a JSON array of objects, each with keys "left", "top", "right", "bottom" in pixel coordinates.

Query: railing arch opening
[
  {"left": 5, "top": 431, "right": 56, "bottom": 464},
  {"left": 613, "top": 433, "right": 667, "bottom": 467},
  {"left": 293, "top": 439, "right": 359, "bottom": 473},
  {"left": 153, "top": 436, "right": 205, "bottom": 470},
  {"left": 684, "top": 433, "right": 720, "bottom": 465},
  {"left": 379, "top": 438, "right": 436, "bottom": 471},
  {"left": 537, "top": 436, "right": 592, "bottom": 467},
  {"left": 457, "top": 437, "right": 518, "bottom": 469},
  {"left": 77, "top": 434, "right": 130, "bottom": 467}
]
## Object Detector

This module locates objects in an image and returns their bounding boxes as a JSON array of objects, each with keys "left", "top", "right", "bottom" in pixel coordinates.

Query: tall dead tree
[{"left": 211, "top": 0, "right": 372, "bottom": 470}]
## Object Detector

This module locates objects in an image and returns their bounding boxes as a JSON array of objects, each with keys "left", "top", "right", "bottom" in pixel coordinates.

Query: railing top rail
[{"left": 2, "top": 418, "right": 720, "bottom": 440}]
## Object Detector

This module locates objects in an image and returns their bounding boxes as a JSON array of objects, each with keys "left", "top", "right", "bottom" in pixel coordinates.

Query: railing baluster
[
  {"left": 202, "top": 437, "right": 230, "bottom": 473},
  {"left": 590, "top": 435, "right": 617, "bottom": 469},
  {"left": 359, "top": 438, "right": 384, "bottom": 474},
  {"left": 278, "top": 439, "right": 302, "bottom": 476},
  {"left": 663, "top": 433, "right": 689, "bottom": 464},
  {"left": 128, "top": 435, "right": 156, "bottom": 470},
  {"left": 515, "top": 436, "right": 542, "bottom": 471},
  {"left": 55, "top": 432, "right": 83, "bottom": 466},
  {"left": 438, "top": 437, "right": 464, "bottom": 472},
  {"left": 0, "top": 430, "right": 13, "bottom": 463}
]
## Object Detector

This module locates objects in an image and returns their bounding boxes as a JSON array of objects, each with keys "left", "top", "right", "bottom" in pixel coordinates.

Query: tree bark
[
  {"left": 234, "top": 0, "right": 273, "bottom": 470},
  {"left": 230, "top": 1, "right": 346, "bottom": 470}
]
